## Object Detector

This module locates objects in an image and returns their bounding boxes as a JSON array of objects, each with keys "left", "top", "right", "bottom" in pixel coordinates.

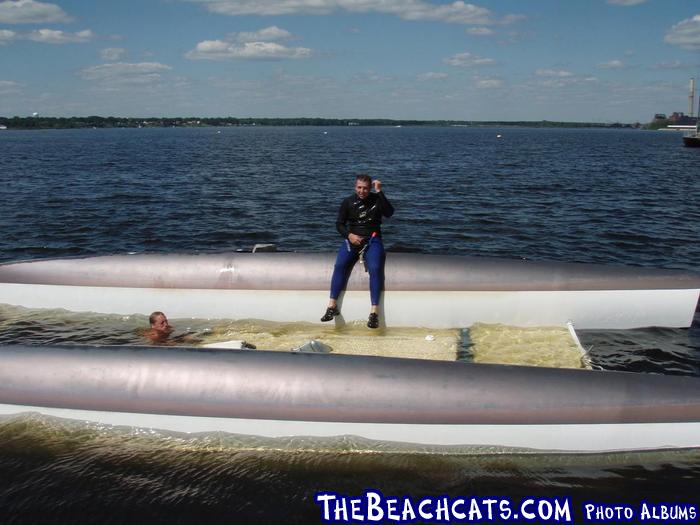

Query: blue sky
[{"left": 1, "top": 0, "right": 699, "bottom": 121}]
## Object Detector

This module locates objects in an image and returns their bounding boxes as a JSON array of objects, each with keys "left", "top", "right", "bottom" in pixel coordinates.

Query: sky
[{"left": 0, "top": 0, "right": 699, "bottom": 122}]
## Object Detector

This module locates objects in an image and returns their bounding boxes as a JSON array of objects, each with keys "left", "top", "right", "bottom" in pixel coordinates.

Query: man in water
[
  {"left": 321, "top": 174, "right": 395, "bottom": 328},
  {"left": 144, "top": 311, "right": 174, "bottom": 344},
  {"left": 144, "top": 311, "right": 256, "bottom": 348}
]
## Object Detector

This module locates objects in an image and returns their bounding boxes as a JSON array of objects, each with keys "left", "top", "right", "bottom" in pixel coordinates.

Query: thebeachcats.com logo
[{"left": 314, "top": 490, "right": 698, "bottom": 523}]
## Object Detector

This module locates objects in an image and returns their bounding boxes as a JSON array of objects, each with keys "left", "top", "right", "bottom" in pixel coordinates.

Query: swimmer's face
[
  {"left": 355, "top": 179, "right": 371, "bottom": 200},
  {"left": 151, "top": 314, "right": 172, "bottom": 334}
]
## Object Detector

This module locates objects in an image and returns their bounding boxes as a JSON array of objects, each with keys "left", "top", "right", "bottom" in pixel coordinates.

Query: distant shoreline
[{"left": 0, "top": 116, "right": 642, "bottom": 130}]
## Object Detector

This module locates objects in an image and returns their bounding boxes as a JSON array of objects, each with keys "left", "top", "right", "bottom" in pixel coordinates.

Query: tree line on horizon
[{"left": 0, "top": 115, "right": 640, "bottom": 130}]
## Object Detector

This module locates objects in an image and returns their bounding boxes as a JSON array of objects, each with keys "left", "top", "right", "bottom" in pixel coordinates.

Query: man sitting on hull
[{"left": 321, "top": 174, "right": 395, "bottom": 329}]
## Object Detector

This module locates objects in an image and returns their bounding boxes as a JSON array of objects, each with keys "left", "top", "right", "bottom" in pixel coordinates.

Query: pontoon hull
[
  {"left": 1, "top": 345, "right": 699, "bottom": 453},
  {"left": 0, "top": 253, "right": 698, "bottom": 329}
]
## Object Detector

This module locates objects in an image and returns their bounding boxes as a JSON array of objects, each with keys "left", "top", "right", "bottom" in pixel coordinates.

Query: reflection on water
[{"left": 1, "top": 414, "right": 699, "bottom": 523}]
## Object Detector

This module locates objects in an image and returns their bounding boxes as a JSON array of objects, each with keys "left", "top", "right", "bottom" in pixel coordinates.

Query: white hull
[
  {"left": 0, "top": 283, "right": 696, "bottom": 329},
  {"left": 0, "top": 253, "right": 698, "bottom": 329},
  {"left": 1, "top": 344, "right": 699, "bottom": 453}
]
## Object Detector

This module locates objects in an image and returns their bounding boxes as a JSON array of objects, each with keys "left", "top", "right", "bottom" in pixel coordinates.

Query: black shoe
[
  {"left": 367, "top": 313, "right": 379, "bottom": 329},
  {"left": 321, "top": 307, "right": 339, "bottom": 322}
]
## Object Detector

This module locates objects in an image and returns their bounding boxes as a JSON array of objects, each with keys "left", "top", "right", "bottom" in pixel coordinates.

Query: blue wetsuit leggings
[{"left": 330, "top": 236, "right": 385, "bottom": 306}]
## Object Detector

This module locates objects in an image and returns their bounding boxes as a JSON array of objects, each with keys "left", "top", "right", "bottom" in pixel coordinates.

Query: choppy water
[
  {"left": 2, "top": 415, "right": 700, "bottom": 524},
  {"left": 1, "top": 127, "right": 699, "bottom": 522},
  {"left": 1, "top": 127, "right": 698, "bottom": 268}
]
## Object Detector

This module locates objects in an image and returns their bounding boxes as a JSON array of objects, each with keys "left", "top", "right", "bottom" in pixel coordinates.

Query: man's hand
[
  {"left": 348, "top": 233, "right": 364, "bottom": 246},
  {"left": 373, "top": 179, "right": 382, "bottom": 192}
]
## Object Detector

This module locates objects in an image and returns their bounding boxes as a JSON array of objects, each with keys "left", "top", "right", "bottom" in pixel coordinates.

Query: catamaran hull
[
  {"left": 0, "top": 284, "right": 697, "bottom": 329},
  {"left": 0, "top": 253, "right": 698, "bottom": 329},
  {"left": 1, "top": 345, "right": 699, "bottom": 453}
]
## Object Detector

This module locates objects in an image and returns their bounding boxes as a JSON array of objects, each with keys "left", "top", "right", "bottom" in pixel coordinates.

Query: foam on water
[
  {"left": 468, "top": 322, "right": 585, "bottom": 368},
  {"left": 0, "top": 303, "right": 586, "bottom": 366}
]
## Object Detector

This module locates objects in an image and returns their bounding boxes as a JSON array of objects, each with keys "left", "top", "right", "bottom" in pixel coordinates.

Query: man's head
[
  {"left": 149, "top": 311, "right": 172, "bottom": 335},
  {"left": 355, "top": 174, "right": 371, "bottom": 200}
]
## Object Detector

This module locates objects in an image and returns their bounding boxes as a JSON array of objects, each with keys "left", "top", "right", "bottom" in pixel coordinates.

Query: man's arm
[
  {"left": 336, "top": 198, "right": 349, "bottom": 238},
  {"left": 377, "top": 190, "right": 394, "bottom": 218}
]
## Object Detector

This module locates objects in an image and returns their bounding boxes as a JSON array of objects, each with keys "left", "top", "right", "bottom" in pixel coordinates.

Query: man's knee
[
  {"left": 366, "top": 260, "right": 383, "bottom": 274},
  {"left": 334, "top": 256, "right": 356, "bottom": 272}
]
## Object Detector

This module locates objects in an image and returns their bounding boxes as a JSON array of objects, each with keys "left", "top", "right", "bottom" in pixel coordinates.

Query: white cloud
[
  {"left": 475, "top": 77, "right": 502, "bottom": 89},
  {"left": 235, "top": 25, "right": 292, "bottom": 42},
  {"left": 443, "top": 51, "right": 495, "bottom": 67},
  {"left": 0, "top": 28, "right": 17, "bottom": 43},
  {"left": 501, "top": 14, "right": 525, "bottom": 25},
  {"left": 188, "top": 0, "right": 522, "bottom": 26},
  {"left": 536, "top": 69, "right": 573, "bottom": 77},
  {"left": 0, "top": 79, "right": 21, "bottom": 94},
  {"left": 652, "top": 60, "right": 694, "bottom": 70},
  {"left": 349, "top": 71, "right": 393, "bottom": 83},
  {"left": 349, "top": 69, "right": 396, "bottom": 84},
  {"left": 186, "top": 40, "right": 312, "bottom": 60},
  {"left": 0, "top": 27, "right": 94, "bottom": 44},
  {"left": 598, "top": 59, "right": 626, "bottom": 69},
  {"left": 383, "top": 1, "right": 494, "bottom": 24},
  {"left": 78, "top": 62, "right": 172, "bottom": 85},
  {"left": 500, "top": 30, "right": 533, "bottom": 45},
  {"left": 607, "top": 0, "right": 647, "bottom": 5},
  {"left": 466, "top": 27, "right": 493, "bottom": 36},
  {"left": 25, "top": 28, "right": 93, "bottom": 44},
  {"left": 0, "top": 0, "right": 71, "bottom": 24},
  {"left": 665, "top": 14, "right": 700, "bottom": 50},
  {"left": 417, "top": 72, "right": 448, "bottom": 81},
  {"left": 101, "top": 47, "right": 126, "bottom": 61},
  {"left": 533, "top": 75, "right": 599, "bottom": 89}
]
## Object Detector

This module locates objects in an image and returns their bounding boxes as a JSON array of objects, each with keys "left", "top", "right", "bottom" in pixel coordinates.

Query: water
[
  {"left": 1, "top": 127, "right": 699, "bottom": 522},
  {"left": 1, "top": 127, "right": 698, "bottom": 268}
]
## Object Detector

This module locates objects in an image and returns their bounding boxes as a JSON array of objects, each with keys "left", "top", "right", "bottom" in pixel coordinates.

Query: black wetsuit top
[{"left": 336, "top": 191, "right": 395, "bottom": 239}]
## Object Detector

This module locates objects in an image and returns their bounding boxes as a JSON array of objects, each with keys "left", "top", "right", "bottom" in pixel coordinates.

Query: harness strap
[{"left": 358, "top": 232, "right": 378, "bottom": 272}]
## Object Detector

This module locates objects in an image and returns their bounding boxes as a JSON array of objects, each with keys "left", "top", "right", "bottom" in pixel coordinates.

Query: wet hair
[
  {"left": 355, "top": 174, "right": 371, "bottom": 185},
  {"left": 149, "top": 311, "right": 166, "bottom": 326}
]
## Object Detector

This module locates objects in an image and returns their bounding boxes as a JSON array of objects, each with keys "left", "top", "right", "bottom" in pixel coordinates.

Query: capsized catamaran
[{"left": 0, "top": 252, "right": 699, "bottom": 453}]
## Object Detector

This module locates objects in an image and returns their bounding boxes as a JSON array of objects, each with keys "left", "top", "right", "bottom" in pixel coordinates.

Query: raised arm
[{"left": 376, "top": 189, "right": 394, "bottom": 218}]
